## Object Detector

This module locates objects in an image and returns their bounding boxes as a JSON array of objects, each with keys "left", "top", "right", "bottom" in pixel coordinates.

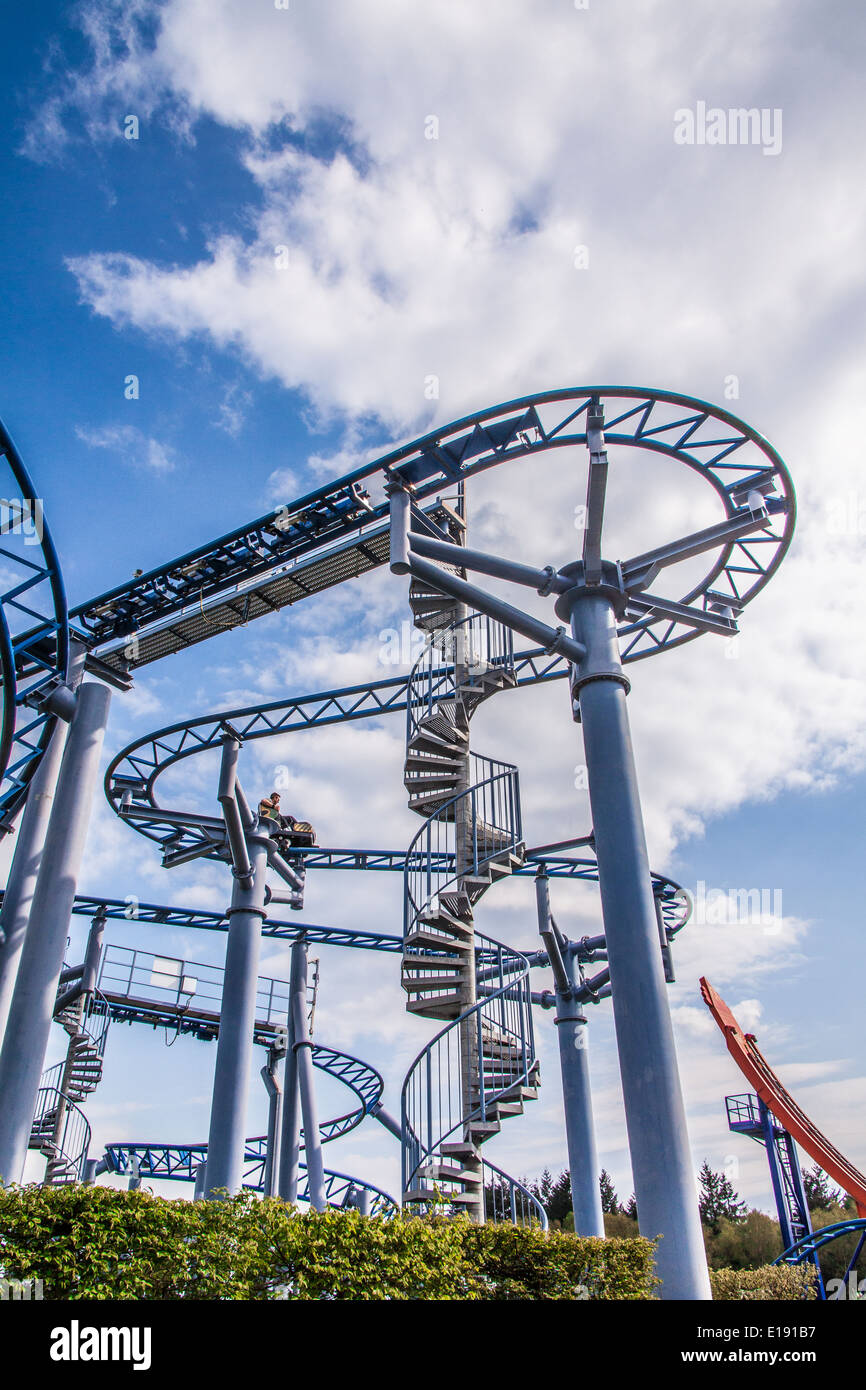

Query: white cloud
[
  {"left": 76, "top": 423, "right": 178, "bottom": 473},
  {"left": 21, "top": 0, "right": 866, "bottom": 1208}
]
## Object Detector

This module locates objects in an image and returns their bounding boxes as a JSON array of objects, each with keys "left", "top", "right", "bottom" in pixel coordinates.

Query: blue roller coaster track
[
  {"left": 0, "top": 386, "right": 797, "bottom": 1292},
  {"left": 0, "top": 418, "right": 69, "bottom": 827},
  {"left": 102, "top": 1144, "right": 399, "bottom": 1217}
]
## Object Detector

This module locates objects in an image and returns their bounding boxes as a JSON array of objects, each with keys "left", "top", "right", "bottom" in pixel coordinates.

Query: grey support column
[
  {"left": 289, "top": 941, "right": 326, "bottom": 1212},
  {"left": 127, "top": 1153, "right": 142, "bottom": 1192},
  {"left": 536, "top": 871, "right": 604, "bottom": 1238},
  {"left": 555, "top": 978, "right": 604, "bottom": 1238},
  {"left": 558, "top": 576, "right": 710, "bottom": 1300},
  {"left": 261, "top": 1046, "right": 283, "bottom": 1198},
  {"left": 0, "top": 719, "right": 69, "bottom": 1043},
  {"left": 277, "top": 1014, "right": 301, "bottom": 1202},
  {"left": 205, "top": 834, "right": 269, "bottom": 1197},
  {"left": 0, "top": 678, "right": 112, "bottom": 1185}
]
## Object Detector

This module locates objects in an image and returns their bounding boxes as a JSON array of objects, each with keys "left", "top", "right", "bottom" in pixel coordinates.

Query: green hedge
[
  {"left": 710, "top": 1265, "right": 819, "bottom": 1301},
  {"left": 0, "top": 1184, "right": 656, "bottom": 1300}
]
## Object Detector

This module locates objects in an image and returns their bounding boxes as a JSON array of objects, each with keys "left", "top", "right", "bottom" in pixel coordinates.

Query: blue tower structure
[{"left": 726, "top": 1095, "right": 813, "bottom": 1247}]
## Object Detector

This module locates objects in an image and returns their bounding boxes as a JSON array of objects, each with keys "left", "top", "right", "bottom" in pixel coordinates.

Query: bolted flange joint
[{"left": 555, "top": 562, "right": 631, "bottom": 720}]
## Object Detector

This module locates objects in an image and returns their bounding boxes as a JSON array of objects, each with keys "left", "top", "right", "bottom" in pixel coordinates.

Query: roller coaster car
[{"left": 275, "top": 820, "right": 316, "bottom": 849}]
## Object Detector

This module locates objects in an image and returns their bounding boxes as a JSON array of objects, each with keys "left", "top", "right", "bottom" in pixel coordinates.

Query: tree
[
  {"left": 801, "top": 1163, "right": 842, "bottom": 1213},
  {"left": 623, "top": 1193, "right": 638, "bottom": 1221},
  {"left": 698, "top": 1161, "right": 746, "bottom": 1233},
  {"left": 599, "top": 1169, "right": 620, "bottom": 1215},
  {"left": 548, "top": 1170, "right": 573, "bottom": 1224},
  {"left": 528, "top": 1168, "right": 572, "bottom": 1224},
  {"left": 531, "top": 1168, "right": 555, "bottom": 1213},
  {"left": 707, "top": 1209, "right": 783, "bottom": 1270}
]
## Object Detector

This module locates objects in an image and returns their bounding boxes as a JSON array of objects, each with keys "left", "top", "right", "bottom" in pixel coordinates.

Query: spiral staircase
[
  {"left": 28, "top": 988, "right": 109, "bottom": 1185},
  {"left": 400, "top": 567, "right": 545, "bottom": 1226}
]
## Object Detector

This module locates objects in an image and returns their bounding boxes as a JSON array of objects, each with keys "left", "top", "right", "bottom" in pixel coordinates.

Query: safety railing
[
  {"left": 77, "top": 989, "right": 112, "bottom": 1054},
  {"left": 31, "top": 1079, "right": 92, "bottom": 1183},
  {"left": 406, "top": 612, "right": 514, "bottom": 748},
  {"left": 401, "top": 933, "right": 536, "bottom": 1199},
  {"left": 725, "top": 1093, "right": 763, "bottom": 1131},
  {"left": 404, "top": 755, "right": 522, "bottom": 945},
  {"left": 483, "top": 1156, "right": 549, "bottom": 1230},
  {"left": 97, "top": 944, "right": 290, "bottom": 1028}
]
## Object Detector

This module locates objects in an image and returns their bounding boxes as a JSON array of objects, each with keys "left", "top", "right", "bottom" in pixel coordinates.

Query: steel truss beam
[
  {"left": 68, "top": 388, "right": 793, "bottom": 677},
  {"left": 0, "top": 419, "right": 69, "bottom": 826},
  {"left": 102, "top": 1143, "right": 398, "bottom": 1214}
]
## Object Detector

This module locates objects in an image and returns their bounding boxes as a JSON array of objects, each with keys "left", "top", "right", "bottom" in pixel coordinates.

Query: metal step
[
  {"left": 404, "top": 770, "right": 460, "bottom": 793},
  {"left": 406, "top": 792, "right": 458, "bottom": 817},
  {"left": 466, "top": 1119, "right": 501, "bottom": 1140},
  {"left": 441, "top": 1140, "right": 480, "bottom": 1161},
  {"left": 439, "top": 888, "right": 472, "bottom": 917},
  {"left": 482, "top": 1040, "right": 523, "bottom": 1061},
  {"left": 404, "top": 750, "right": 462, "bottom": 772},
  {"left": 495, "top": 1083, "right": 539, "bottom": 1103},
  {"left": 473, "top": 1099, "right": 524, "bottom": 1119},
  {"left": 418, "top": 905, "right": 473, "bottom": 937},
  {"left": 401, "top": 974, "right": 463, "bottom": 994},
  {"left": 400, "top": 951, "right": 466, "bottom": 970},
  {"left": 406, "top": 737, "right": 464, "bottom": 767},
  {"left": 418, "top": 699, "right": 463, "bottom": 732},
  {"left": 419, "top": 1163, "right": 482, "bottom": 1186},
  {"left": 403, "top": 1188, "right": 478, "bottom": 1206},
  {"left": 405, "top": 929, "right": 472, "bottom": 954},
  {"left": 406, "top": 996, "right": 462, "bottom": 1020}
]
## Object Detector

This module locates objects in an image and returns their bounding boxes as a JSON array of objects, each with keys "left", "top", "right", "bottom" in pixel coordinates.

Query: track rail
[
  {"left": 71, "top": 388, "right": 794, "bottom": 676},
  {"left": 0, "top": 418, "right": 69, "bottom": 826},
  {"left": 102, "top": 1143, "right": 397, "bottom": 1215}
]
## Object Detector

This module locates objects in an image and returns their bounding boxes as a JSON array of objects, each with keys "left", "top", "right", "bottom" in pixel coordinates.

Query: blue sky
[{"left": 1, "top": 0, "right": 865, "bottom": 1217}]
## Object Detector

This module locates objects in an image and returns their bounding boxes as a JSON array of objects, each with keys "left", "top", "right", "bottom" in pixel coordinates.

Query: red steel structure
[{"left": 700, "top": 977, "right": 866, "bottom": 1218}]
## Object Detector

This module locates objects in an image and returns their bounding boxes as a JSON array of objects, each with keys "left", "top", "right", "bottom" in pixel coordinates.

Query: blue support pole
[
  {"left": 0, "top": 679, "right": 112, "bottom": 1185},
  {"left": 0, "top": 719, "right": 69, "bottom": 1044},
  {"left": 555, "top": 982, "right": 604, "bottom": 1240},
  {"left": 290, "top": 941, "right": 327, "bottom": 1212},
  {"left": 205, "top": 833, "right": 269, "bottom": 1197},
  {"left": 558, "top": 580, "right": 710, "bottom": 1300},
  {"left": 127, "top": 1153, "right": 142, "bottom": 1191},
  {"left": 535, "top": 870, "right": 604, "bottom": 1237},
  {"left": 758, "top": 1098, "right": 803, "bottom": 1252},
  {"left": 276, "top": 1017, "right": 301, "bottom": 1202},
  {"left": 261, "top": 1045, "right": 283, "bottom": 1198}
]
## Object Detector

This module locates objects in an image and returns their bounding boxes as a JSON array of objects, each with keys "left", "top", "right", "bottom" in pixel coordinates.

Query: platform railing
[{"left": 97, "top": 944, "right": 291, "bottom": 1027}]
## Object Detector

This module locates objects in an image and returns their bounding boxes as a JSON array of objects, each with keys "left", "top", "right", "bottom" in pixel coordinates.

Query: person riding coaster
[{"left": 257, "top": 791, "right": 317, "bottom": 849}]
